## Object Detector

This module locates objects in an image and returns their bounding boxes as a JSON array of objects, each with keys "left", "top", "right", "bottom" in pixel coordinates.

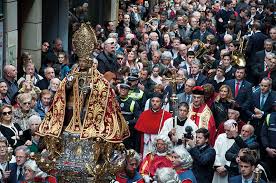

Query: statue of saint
[{"left": 37, "top": 23, "right": 129, "bottom": 143}]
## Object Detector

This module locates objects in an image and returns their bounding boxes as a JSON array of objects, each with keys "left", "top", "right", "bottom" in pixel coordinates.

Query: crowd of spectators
[{"left": 0, "top": 0, "right": 275, "bottom": 182}]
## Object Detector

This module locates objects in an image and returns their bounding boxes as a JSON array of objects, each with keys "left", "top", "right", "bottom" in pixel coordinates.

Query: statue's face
[{"left": 79, "top": 58, "right": 89, "bottom": 70}]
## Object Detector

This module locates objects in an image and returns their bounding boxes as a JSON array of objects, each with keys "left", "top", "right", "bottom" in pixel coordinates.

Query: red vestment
[
  {"left": 139, "top": 153, "right": 173, "bottom": 177},
  {"left": 135, "top": 109, "right": 172, "bottom": 134},
  {"left": 188, "top": 103, "right": 216, "bottom": 146}
]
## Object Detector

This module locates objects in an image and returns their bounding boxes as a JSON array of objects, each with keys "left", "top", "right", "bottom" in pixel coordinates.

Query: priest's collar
[{"left": 177, "top": 117, "right": 187, "bottom": 126}]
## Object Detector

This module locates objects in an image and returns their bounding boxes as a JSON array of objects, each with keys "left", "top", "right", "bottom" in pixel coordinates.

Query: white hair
[
  {"left": 224, "top": 119, "right": 237, "bottom": 127},
  {"left": 24, "top": 160, "right": 47, "bottom": 178},
  {"left": 149, "top": 41, "right": 160, "bottom": 50},
  {"left": 152, "top": 134, "right": 173, "bottom": 154},
  {"left": 172, "top": 145, "right": 193, "bottom": 169},
  {"left": 104, "top": 38, "right": 116, "bottom": 45},
  {"left": 28, "top": 115, "right": 41, "bottom": 124},
  {"left": 125, "top": 33, "right": 135, "bottom": 40},
  {"left": 155, "top": 167, "right": 180, "bottom": 183}
]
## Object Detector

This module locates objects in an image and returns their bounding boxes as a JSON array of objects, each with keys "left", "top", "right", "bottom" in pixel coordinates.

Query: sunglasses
[
  {"left": 117, "top": 57, "right": 124, "bottom": 60},
  {"left": 23, "top": 102, "right": 31, "bottom": 105},
  {"left": 2, "top": 111, "right": 12, "bottom": 116}
]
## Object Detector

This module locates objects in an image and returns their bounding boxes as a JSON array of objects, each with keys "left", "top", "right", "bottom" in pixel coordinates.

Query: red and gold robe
[
  {"left": 37, "top": 68, "right": 130, "bottom": 143},
  {"left": 188, "top": 103, "right": 216, "bottom": 146},
  {"left": 139, "top": 153, "right": 173, "bottom": 177}
]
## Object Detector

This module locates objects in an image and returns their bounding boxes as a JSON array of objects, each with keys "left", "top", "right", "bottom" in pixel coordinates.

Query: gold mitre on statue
[{"left": 72, "top": 22, "right": 97, "bottom": 59}]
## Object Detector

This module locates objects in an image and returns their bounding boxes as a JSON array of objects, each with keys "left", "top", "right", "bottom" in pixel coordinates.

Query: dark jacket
[
  {"left": 189, "top": 144, "right": 216, "bottom": 183},
  {"left": 225, "top": 135, "right": 259, "bottom": 177},
  {"left": 229, "top": 175, "right": 266, "bottom": 183},
  {"left": 225, "top": 79, "right": 252, "bottom": 120},
  {"left": 246, "top": 90, "right": 276, "bottom": 135},
  {"left": 96, "top": 51, "right": 120, "bottom": 74},
  {"left": 260, "top": 70, "right": 276, "bottom": 91},
  {"left": 246, "top": 32, "right": 269, "bottom": 65},
  {"left": 211, "top": 100, "right": 233, "bottom": 128},
  {"left": 8, "top": 163, "right": 24, "bottom": 183},
  {"left": 139, "top": 78, "right": 156, "bottom": 99},
  {"left": 36, "top": 78, "right": 50, "bottom": 90},
  {"left": 190, "top": 29, "right": 212, "bottom": 43},
  {"left": 189, "top": 73, "right": 207, "bottom": 86}
]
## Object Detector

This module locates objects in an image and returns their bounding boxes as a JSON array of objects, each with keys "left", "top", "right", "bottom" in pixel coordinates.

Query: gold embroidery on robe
[{"left": 37, "top": 68, "right": 130, "bottom": 143}]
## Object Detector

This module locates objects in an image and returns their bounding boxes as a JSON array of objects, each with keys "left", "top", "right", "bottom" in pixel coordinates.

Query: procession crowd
[{"left": 0, "top": 0, "right": 275, "bottom": 182}]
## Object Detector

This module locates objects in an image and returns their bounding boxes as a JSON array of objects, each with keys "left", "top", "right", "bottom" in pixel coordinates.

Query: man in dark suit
[
  {"left": 246, "top": 21, "right": 269, "bottom": 66},
  {"left": 8, "top": 145, "right": 30, "bottom": 183},
  {"left": 190, "top": 19, "right": 212, "bottom": 43},
  {"left": 187, "top": 128, "right": 216, "bottom": 183},
  {"left": 251, "top": 53, "right": 274, "bottom": 85},
  {"left": 229, "top": 153, "right": 266, "bottom": 183},
  {"left": 221, "top": 52, "right": 236, "bottom": 80},
  {"left": 189, "top": 60, "right": 207, "bottom": 86},
  {"left": 260, "top": 54, "right": 276, "bottom": 91},
  {"left": 255, "top": 38, "right": 274, "bottom": 64},
  {"left": 246, "top": 78, "right": 276, "bottom": 138},
  {"left": 36, "top": 67, "right": 55, "bottom": 90},
  {"left": 225, "top": 67, "right": 252, "bottom": 121},
  {"left": 177, "top": 78, "right": 196, "bottom": 104}
]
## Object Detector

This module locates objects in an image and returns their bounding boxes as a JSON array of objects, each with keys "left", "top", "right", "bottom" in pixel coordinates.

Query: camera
[{"left": 184, "top": 126, "right": 193, "bottom": 140}]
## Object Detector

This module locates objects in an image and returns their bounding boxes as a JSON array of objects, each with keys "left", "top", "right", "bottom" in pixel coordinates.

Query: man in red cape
[
  {"left": 188, "top": 86, "right": 216, "bottom": 146},
  {"left": 135, "top": 94, "right": 172, "bottom": 157}
]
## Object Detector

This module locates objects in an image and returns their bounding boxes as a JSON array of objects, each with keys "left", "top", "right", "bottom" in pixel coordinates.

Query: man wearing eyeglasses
[
  {"left": 97, "top": 38, "right": 120, "bottom": 77},
  {"left": 9, "top": 145, "right": 30, "bottom": 183}
]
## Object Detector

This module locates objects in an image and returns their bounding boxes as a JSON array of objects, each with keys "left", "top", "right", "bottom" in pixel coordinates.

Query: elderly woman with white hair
[
  {"left": 170, "top": 146, "right": 197, "bottom": 182},
  {"left": 27, "top": 115, "right": 43, "bottom": 153},
  {"left": 21, "top": 160, "right": 56, "bottom": 183}
]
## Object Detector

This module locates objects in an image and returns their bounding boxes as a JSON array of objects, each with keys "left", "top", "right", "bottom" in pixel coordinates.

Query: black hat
[
  {"left": 128, "top": 75, "right": 139, "bottom": 81},
  {"left": 229, "top": 102, "right": 242, "bottom": 112},
  {"left": 119, "top": 83, "right": 130, "bottom": 90},
  {"left": 192, "top": 86, "right": 205, "bottom": 95}
]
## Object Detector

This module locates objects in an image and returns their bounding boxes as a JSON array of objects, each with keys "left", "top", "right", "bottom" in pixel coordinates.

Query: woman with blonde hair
[{"left": 211, "top": 85, "right": 235, "bottom": 128}]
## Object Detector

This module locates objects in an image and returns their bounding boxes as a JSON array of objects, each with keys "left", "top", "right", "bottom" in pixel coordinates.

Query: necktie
[
  {"left": 18, "top": 167, "right": 23, "bottom": 180},
  {"left": 244, "top": 179, "right": 249, "bottom": 183},
  {"left": 260, "top": 94, "right": 265, "bottom": 110},
  {"left": 186, "top": 95, "right": 190, "bottom": 103},
  {"left": 268, "top": 69, "right": 271, "bottom": 78},
  {"left": 235, "top": 81, "right": 240, "bottom": 97}
]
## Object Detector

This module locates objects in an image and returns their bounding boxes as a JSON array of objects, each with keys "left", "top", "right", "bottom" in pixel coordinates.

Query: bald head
[
  {"left": 3, "top": 65, "right": 17, "bottom": 80},
  {"left": 241, "top": 124, "right": 254, "bottom": 140}
]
